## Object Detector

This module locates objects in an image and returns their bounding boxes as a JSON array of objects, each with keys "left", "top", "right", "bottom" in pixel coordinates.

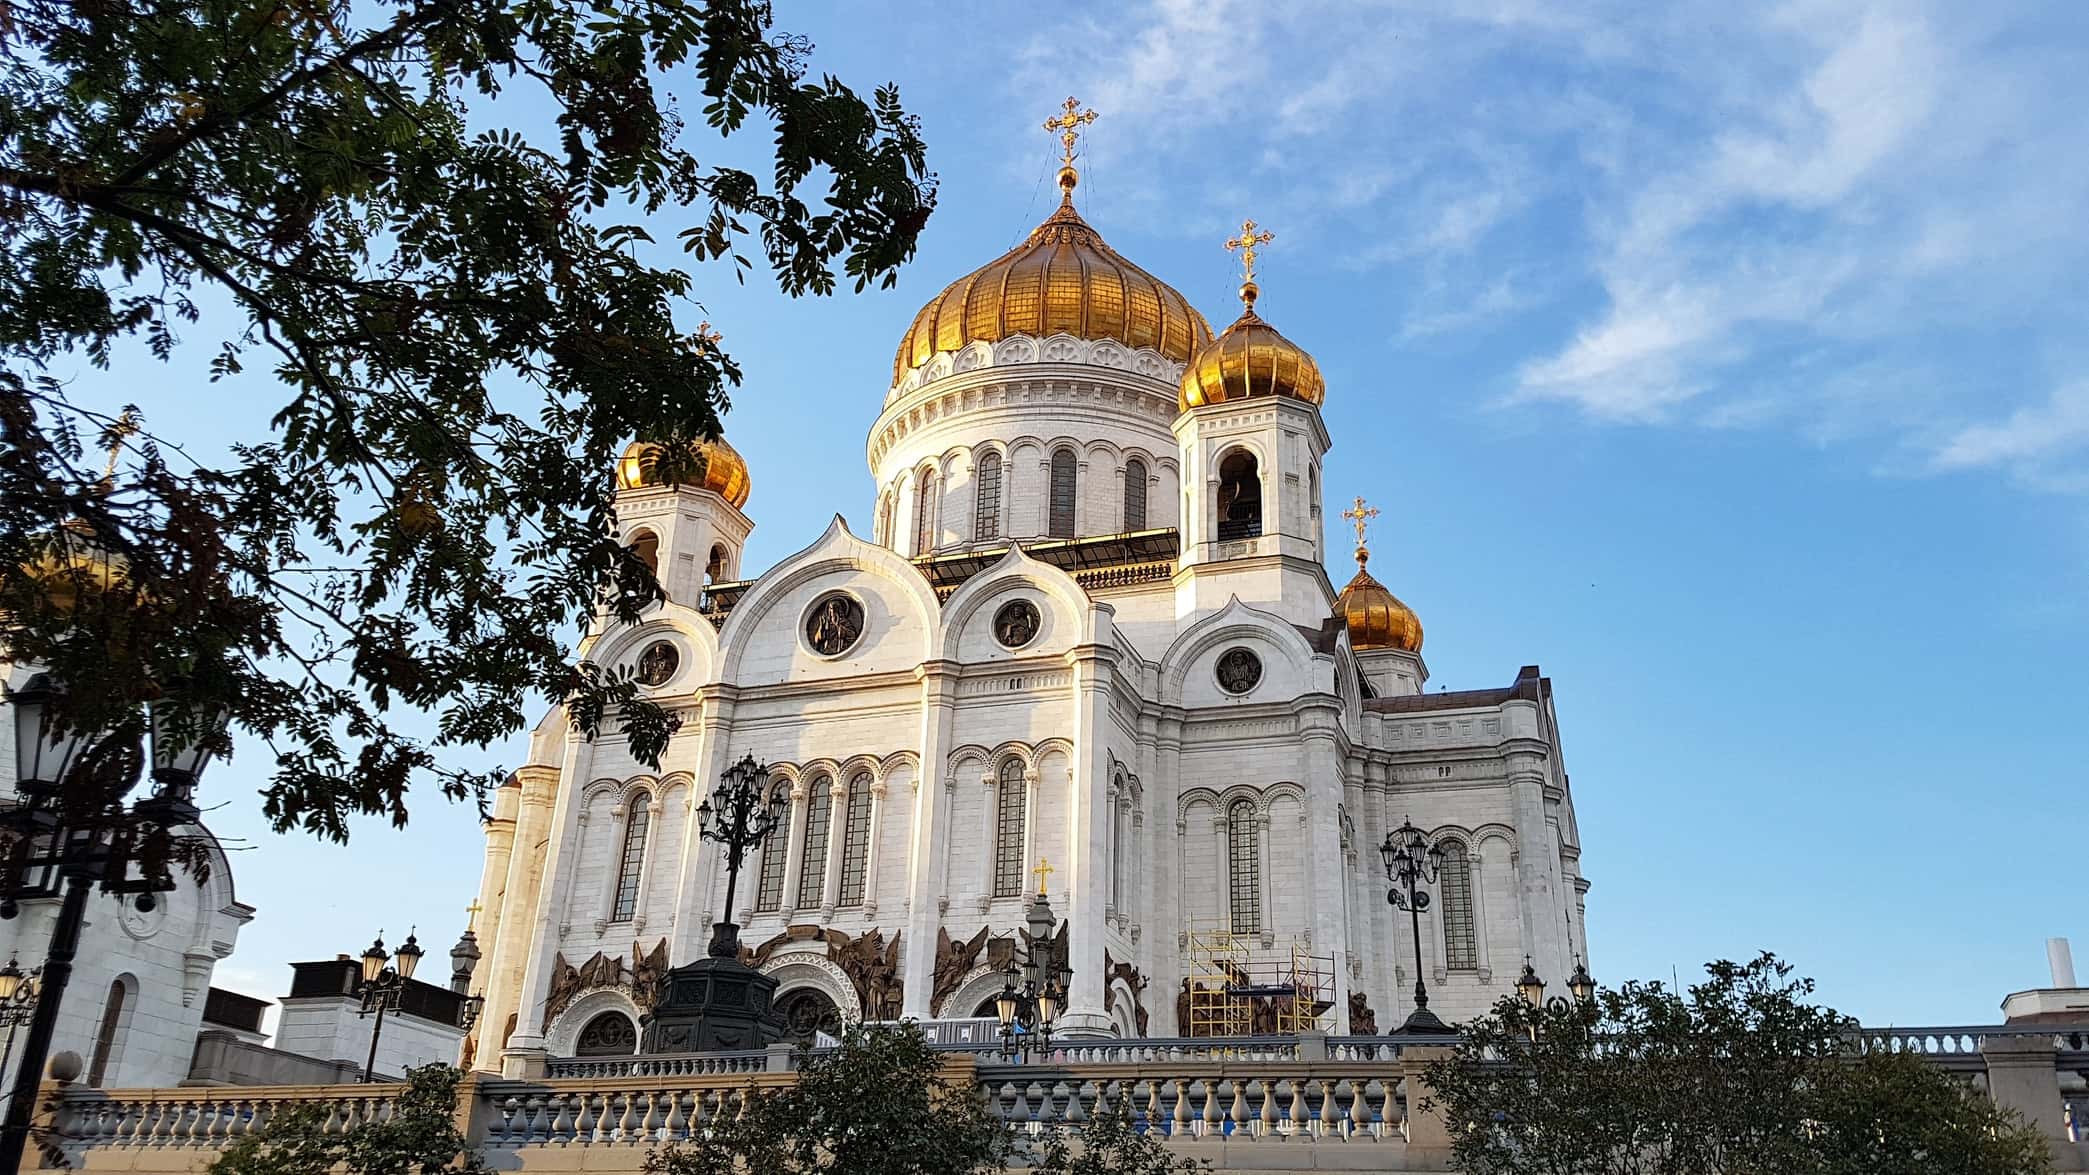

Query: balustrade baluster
[
  {"left": 1226, "top": 1079, "right": 1249, "bottom": 1136},
  {"left": 660, "top": 1089, "right": 686, "bottom": 1141},
  {"left": 1255, "top": 1078, "right": 1277, "bottom": 1138},
  {"left": 615, "top": 1089, "right": 639, "bottom": 1141},
  {"left": 1198, "top": 1079, "right": 1222, "bottom": 1137},
  {"left": 1169, "top": 1078, "right": 1192, "bottom": 1137},
  {"left": 1320, "top": 1079, "right": 1346, "bottom": 1138}
]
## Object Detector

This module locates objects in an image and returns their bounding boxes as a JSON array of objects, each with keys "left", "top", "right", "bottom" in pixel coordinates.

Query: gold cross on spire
[
  {"left": 1341, "top": 496, "right": 1380, "bottom": 555},
  {"left": 1032, "top": 856, "right": 1055, "bottom": 896},
  {"left": 1043, "top": 97, "right": 1098, "bottom": 168},
  {"left": 1225, "top": 219, "right": 1275, "bottom": 284},
  {"left": 99, "top": 409, "right": 138, "bottom": 488},
  {"left": 464, "top": 898, "right": 484, "bottom": 930}
]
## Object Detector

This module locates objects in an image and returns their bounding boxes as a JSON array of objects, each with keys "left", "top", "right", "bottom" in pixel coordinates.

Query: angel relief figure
[{"left": 806, "top": 593, "right": 865, "bottom": 656}]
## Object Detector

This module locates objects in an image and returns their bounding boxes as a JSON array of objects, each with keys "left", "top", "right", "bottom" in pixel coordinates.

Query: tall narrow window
[
  {"left": 914, "top": 469, "right": 939, "bottom": 554},
  {"left": 1440, "top": 840, "right": 1478, "bottom": 970},
  {"left": 754, "top": 784, "right": 787, "bottom": 911},
  {"left": 87, "top": 978, "right": 130, "bottom": 1086},
  {"left": 878, "top": 492, "right": 895, "bottom": 547},
  {"left": 629, "top": 529, "right": 660, "bottom": 576},
  {"left": 1109, "top": 784, "right": 1125, "bottom": 907},
  {"left": 611, "top": 794, "right": 650, "bottom": 922},
  {"left": 1227, "top": 799, "right": 1261, "bottom": 935},
  {"left": 992, "top": 759, "right": 1028, "bottom": 898},
  {"left": 1048, "top": 449, "right": 1077, "bottom": 537},
  {"left": 974, "top": 451, "right": 1003, "bottom": 541},
  {"left": 1123, "top": 459, "right": 1148, "bottom": 531},
  {"left": 797, "top": 778, "right": 832, "bottom": 908},
  {"left": 1217, "top": 449, "right": 1262, "bottom": 540},
  {"left": 705, "top": 544, "right": 727, "bottom": 585},
  {"left": 838, "top": 772, "right": 874, "bottom": 905}
]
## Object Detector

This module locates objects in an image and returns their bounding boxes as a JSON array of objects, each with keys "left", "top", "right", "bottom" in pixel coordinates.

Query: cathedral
[{"left": 465, "top": 113, "right": 1590, "bottom": 1074}]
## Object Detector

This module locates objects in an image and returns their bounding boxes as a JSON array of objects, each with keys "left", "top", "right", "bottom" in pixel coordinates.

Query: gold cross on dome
[
  {"left": 100, "top": 408, "right": 138, "bottom": 485},
  {"left": 464, "top": 898, "right": 484, "bottom": 930},
  {"left": 1043, "top": 97, "right": 1098, "bottom": 169},
  {"left": 1225, "top": 219, "right": 1276, "bottom": 284},
  {"left": 1342, "top": 496, "right": 1380, "bottom": 550},
  {"left": 1032, "top": 856, "right": 1055, "bottom": 896}
]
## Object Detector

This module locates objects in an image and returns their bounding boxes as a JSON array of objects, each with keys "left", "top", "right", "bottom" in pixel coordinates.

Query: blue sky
[{"left": 52, "top": 0, "right": 2089, "bottom": 1027}]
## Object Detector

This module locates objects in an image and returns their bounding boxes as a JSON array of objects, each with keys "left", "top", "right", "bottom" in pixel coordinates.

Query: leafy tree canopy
[
  {"left": 207, "top": 1064, "right": 489, "bottom": 1175},
  {"left": 0, "top": 0, "right": 934, "bottom": 878},
  {"left": 1423, "top": 953, "right": 2053, "bottom": 1175}
]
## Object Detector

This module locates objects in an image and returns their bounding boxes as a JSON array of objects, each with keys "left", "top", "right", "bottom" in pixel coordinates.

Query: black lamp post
[
  {"left": 449, "top": 924, "right": 485, "bottom": 1034},
  {"left": 1379, "top": 817, "right": 1450, "bottom": 1034},
  {"left": 0, "top": 674, "right": 225, "bottom": 1170},
  {"left": 695, "top": 753, "right": 788, "bottom": 958},
  {"left": 994, "top": 875, "right": 1072, "bottom": 1060},
  {"left": 0, "top": 959, "right": 42, "bottom": 1111},
  {"left": 354, "top": 931, "right": 424, "bottom": 1082}
]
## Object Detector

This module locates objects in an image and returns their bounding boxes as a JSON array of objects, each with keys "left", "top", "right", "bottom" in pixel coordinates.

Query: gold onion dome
[
  {"left": 891, "top": 174, "right": 1212, "bottom": 384},
  {"left": 1179, "top": 280, "right": 1327, "bottom": 411},
  {"left": 1337, "top": 547, "right": 1423, "bottom": 653},
  {"left": 615, "top": 436, "right": 751, "bottom": 508}
]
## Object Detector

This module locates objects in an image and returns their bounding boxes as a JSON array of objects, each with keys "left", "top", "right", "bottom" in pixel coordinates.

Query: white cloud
[{"left": 1930, "top": 383, "right": 2089, "bottom": 483}]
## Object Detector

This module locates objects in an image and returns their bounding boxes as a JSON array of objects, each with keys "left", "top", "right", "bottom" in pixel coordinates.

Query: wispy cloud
[
  {"left": 1929, "top": 383, "right": 2089, "bottom": 490},
  {"left": 1018, "top": 0, "right": 2089, "bottom": 491}
]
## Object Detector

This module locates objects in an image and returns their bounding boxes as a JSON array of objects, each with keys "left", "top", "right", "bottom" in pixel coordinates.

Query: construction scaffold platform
[{"left": 1183, "top": 920, "right": 1335, "bottom": 1037}]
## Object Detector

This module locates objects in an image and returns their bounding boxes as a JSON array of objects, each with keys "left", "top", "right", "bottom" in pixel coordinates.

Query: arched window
[
  {"left": 629, "top": 529, "right": 660, "bottom": 576},
  {"left": 797, "top": 777, "right": 833, "bottom": 908},
  {"left": 1439, "top": 840, "right": 1478, "bottom": 971},
  {"left": 1226, "top": 799, "right": 1261, "bottom": 935},
  {"left": 705, "top": 544, "right": 727, "bottom": 586},
  {"left": 838, "top": 772, "right": 874, "bottom": 906},
  {"left": 611, "top": 793, "right": 650, "bottom": 923},
  {"left": 992, "top": 759, "right": 1028, "bottom": 898},
  {"left": 974, "top": 451, "right": 1003, "bottom": 541},
  {"left": 1109, "top": 779, "right": 1126, "bottom": 908},
  {"left": 914, "top": 468, "right": 939, "bottom": 554},
  {"left": 1123, "top": 459, "right": 1148, "bottom": 531},
  {"left": 575, "top": 1011, "right": 637, "bottom": 1056},
  {"left": 87, "top": 976, "right": 133, "bottom": 1086},
  {"left": 1217, "top": 450, "right": 1262, "bottom": 540},
  {"left": 754, "top": 783, "right": 788, "bottom": 912},
  {"left": 1048, "top": 449, "right": 1077, "bottom": 537}
]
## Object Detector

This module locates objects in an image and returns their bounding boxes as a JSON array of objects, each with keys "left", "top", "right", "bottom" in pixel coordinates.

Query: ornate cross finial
[
  {"left": 464, "top": 898, "right": 484, "bottom": 930},
  {"left": 99, "top": 409, "right": 138, "bottom": 487},
  {"left": 1032, "top": 856, "right": 1055, "bottom": 896},
  {"left": 1341, "top": 496, "right": 1380, "bottom": 560},
  {"left": 1043, "top": 97, "right": 1098, "bottom": 200},
  {"left": 1225, "top": 219, "right": 1275, "bottom": 284}
]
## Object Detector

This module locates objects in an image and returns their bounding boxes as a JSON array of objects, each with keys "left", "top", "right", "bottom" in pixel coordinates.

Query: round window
[
  {"left": 634, "top": 640, "right": 680, "bottom": 686},
  {"left": 1215, "top": 647, "right": 1263, "bottom": 695},
  {"left": 805, "top": 593, "right": 866, "bottom": 657},
  {"left": 993, "top": 599, "right": 1041, "bottom": 649}
]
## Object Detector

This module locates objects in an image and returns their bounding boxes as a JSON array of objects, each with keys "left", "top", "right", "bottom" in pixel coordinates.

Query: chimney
[{"left": 2049, "top": 937, "right": 2077, "bottom": 988}]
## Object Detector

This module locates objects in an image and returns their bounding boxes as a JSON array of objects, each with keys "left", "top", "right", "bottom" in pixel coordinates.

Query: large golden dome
[
  {"left": 1179, "top": 282, "right": 1326, "bottom": 411},
  {"left": 892, "top": 185, "right": 1212, "bottom": 384},
  {"left": 1336, "top": 548, "right": 1423, "bottom": 653},
  {"left": 616, "top": 437, "right": 751, "bottom": 509}
]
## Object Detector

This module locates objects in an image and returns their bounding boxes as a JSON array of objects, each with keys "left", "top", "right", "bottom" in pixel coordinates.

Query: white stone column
[
  {"left": 779, "top": 778, "right": 810, "bottom": 917},
  {"left": 862, "top": 779, "right": 888, "bottom": 916},
  {"left": 820, "top": 776, "right": 848, "bottom": 916},
  {"left": 976, "top": 771, "right": 999, "bottom": 909},
  {"left": 1300, "top": 710, "right": 1350, "bottom": 1034},
  {"left": 1506, "top": 742, "right": 1569, "bottom": 978},
  {"left": 1058, "top": 643, "right": 1116, "bottom": 1036},
  {"left": 1150, "top": 715, "right": 1183, "bottom": 1033},
  {"left": 671, "top": 690, "right": 732, "bottom": 962},
  {"left": 899, "top": 661, "right": 958, "bottom": 1018},
  {"left": 500, "top": 732, "right": 595, "bottom": 1077}
]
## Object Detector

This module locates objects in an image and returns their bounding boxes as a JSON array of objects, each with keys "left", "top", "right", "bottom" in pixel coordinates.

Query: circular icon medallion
[
  {"left": 1215, "top": 647, "right": 1263, "bottom": 695},
  {"left": 118, "top": 893, "right": 168, "bottom": 941},
  {"left": 805, "top": 593, "right": 866, "bottom": 657},
  {"left": 634, "top": 640, "right": 680, "bottom": 687},
  {"left": 992, "top": 599, "right": 1041, "bottom": 649}
]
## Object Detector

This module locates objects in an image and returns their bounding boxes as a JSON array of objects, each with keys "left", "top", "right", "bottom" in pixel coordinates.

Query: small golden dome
[
  {"left": 1337, "top": 547, "right": 1422, "bottom": 653},
  {"left": 1179, "top": 282, "right": 1327, "bottom": 411},
  {"left": 892, "top": 186, "right": 1212, "bottom": 384},
  {"left": 616, "top": 437, "right": 751, "bottom": 508}
]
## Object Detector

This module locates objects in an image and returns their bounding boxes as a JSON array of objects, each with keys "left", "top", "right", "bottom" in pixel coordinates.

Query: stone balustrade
[{"left": 27, "top": 1027, "right": 2089, "bottom": 1174}]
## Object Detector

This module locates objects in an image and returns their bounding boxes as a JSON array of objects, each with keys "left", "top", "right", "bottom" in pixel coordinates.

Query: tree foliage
[
  {"left": 642, "top": 1024, "right": 1006, "bottom": 1175},
  {"left": 1028, "top": 1099, "right": 1208, "bottom": 1175},
  {"left": 1422, "top": 953, "right": 2052, "bottom": 1175},
  {"left": 208, "top": 1064, "right": 488, "bottom": 1175},
  {"left": 0, "top": 0, "right": 934, "bottom": 875}
]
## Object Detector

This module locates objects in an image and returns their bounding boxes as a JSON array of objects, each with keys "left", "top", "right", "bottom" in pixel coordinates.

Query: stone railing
[{"left": 29, "top": 1027, "right": 2089, "bottom": 1174}]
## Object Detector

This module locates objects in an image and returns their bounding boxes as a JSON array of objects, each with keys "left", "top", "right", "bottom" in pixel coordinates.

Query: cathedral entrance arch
[
  {"left": 545, "top": 988, "right": 643, "bottom": 1057},
  {"left": 775, "top": 988, "right": 843, "bottom": 1046},
  {"left": 575, "top": 1011, "right": 637, "bottom": 1057}
]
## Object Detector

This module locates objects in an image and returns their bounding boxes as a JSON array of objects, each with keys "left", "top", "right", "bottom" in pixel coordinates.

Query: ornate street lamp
[
  {"left": 995, "top": 861, "right": 1073, "bottom": 1060},
  {"left": 1515, "top": 955, "right": 1599, "bottom": 1040},
  {"left": 0, "top": 678, "right": 226, "bottom": 1170},
  {"left": 354, "top": 931, "right": 424, "bottom": 1082},
  {"left": 449, "top": 921, "right": 485, "bottom": 1033},
  {"left": 695, "top": 753, "right": 788, "bottom": 958},
  {"left": 1379, "top": 818, "right": 1450, "bottom": 1034},
  {"left": 0, "top": 959, "right": 42, "bottom": 1111}
]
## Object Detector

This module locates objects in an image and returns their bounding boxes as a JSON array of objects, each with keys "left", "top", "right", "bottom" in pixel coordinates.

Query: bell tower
[
  {"left": 612, "top": 436, "right": 754, "bottom": 606},
  {"left": 1173, "top": 222, "right": 1334, "bottom": 627}
]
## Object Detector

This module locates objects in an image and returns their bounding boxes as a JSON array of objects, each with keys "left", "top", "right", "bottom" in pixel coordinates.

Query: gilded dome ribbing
[
  {"left": 1336, "top": 548, "right": 1423, "bottom": 653},
  {"left": 1178, "top": 282, "right": 1326, "bottom": 411},
  {"left": 616, "top": 437, "right": 751, "bottom": 508},
  {"left": 892, "top": 191, "right": 1212, "bottom": 384}
]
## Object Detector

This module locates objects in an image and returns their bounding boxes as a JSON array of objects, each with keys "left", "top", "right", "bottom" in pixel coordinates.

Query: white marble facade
[{"left": 468, "top": 197, "right": 1591, "bottom": 1075}]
